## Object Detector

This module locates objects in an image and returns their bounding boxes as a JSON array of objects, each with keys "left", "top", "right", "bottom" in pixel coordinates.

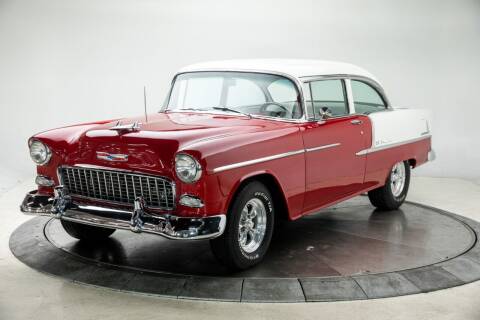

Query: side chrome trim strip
[
  {"left": 305, "top": 143, "right": 341, "bottom": 153},
  {"left": 211, "top": 149, "right": 305, "bottom": 173},
  {"left": 212, "top": 142, "right": 341, "bottom": 173},
  {"left": 356, "top": 135, "right": 431, "bottom": 156}
]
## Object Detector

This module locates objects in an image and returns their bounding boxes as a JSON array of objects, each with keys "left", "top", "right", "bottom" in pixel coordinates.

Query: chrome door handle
[{"left": 350, "top": 119, "right": 362, "bottom": 125}]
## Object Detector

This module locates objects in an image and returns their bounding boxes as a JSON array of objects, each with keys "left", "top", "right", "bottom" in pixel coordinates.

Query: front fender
[{"left": 185, "top": 124, "right": 306, "bottom": 220}]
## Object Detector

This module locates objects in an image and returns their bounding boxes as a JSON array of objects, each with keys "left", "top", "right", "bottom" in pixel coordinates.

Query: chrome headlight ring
[
  {"left": 175, "top": 153, "right": 202, "bottom": 183},
  {"left": 29, "top": 139, "right": 52, "bottom": 166}
]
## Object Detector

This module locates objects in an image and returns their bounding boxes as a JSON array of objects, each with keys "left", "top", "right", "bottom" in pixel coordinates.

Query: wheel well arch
[
  {"left": 408, "top": 158, "right": 417, "bottom": 168},
  {"left": 226, "top": 173, "right": 290, "bottom": 223}
]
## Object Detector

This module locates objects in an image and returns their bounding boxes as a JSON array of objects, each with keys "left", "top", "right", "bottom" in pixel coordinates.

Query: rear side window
[{"left": 351, "top": 80, "right": 386, "bottom": 114}]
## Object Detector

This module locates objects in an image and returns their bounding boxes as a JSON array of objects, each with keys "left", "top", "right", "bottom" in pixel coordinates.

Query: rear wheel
[
  {"left": 61, "top": 220, "right": 115, "bottom": 241},
  {"left": 210, "top": 181, "right": 274, "bottom": 270},
  {"left": 368, "top": 160, "right": 410, "bottom": 210}
]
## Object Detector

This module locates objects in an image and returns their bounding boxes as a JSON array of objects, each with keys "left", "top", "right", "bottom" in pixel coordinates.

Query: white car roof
[{"left": 177, "top": 59, "right": 380, "bottom": 84}]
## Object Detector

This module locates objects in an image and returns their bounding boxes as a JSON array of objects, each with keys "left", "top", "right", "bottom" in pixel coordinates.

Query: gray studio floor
[{"left": 1, "top": 176, "right": 480, "bottom": 320}]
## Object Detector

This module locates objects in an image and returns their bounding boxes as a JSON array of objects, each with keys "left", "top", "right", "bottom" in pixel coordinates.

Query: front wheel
[
  {"left": 210, "top": 181, "right": 274, "bottom": 270},
  {"left": 368, "top": 160, "right": 411, "bottom": 210}
]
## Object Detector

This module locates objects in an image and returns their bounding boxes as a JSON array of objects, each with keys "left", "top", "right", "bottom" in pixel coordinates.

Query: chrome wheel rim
[
  {"left": 238, "top": 198, "right": 267, "bottom": 253},
  {"left": 390, "top": 161, "right": 406, "bottom": 197}
]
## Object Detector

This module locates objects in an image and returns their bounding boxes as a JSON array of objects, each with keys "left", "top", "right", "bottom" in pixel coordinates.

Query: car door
[{"left": 301, "top": 78, "right": 369, "bottom": 212}]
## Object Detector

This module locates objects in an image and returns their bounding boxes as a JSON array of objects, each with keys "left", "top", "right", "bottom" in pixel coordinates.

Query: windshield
[{"left": 166, "top": 72, "right": 302, "bottom": 119}]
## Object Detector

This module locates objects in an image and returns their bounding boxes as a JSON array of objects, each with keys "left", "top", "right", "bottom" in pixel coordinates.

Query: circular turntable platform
[{"left": 10, "top": 197, "right": 480, "bottom": 302}]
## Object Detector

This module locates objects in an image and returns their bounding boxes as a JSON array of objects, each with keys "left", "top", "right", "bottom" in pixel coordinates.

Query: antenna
[{"left": 143, "top": 86, "right": 148, "bottom": 123}]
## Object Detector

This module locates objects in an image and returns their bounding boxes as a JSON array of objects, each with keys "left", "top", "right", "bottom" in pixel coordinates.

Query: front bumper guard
[{"left": 20, "top": 187, "right": 226, "bottom": 240}]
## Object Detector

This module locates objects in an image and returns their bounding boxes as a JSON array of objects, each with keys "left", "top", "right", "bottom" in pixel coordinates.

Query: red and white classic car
[{"left": 21, "top": 59, "right": 434, "bottom": 269}]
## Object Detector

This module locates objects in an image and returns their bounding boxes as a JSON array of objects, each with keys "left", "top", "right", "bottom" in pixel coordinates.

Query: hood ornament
[
  {"left": 96, "top": 151, "right": 128, "bottom": 162},
  {"left": 110, "top": 121, "right": 141, "bottom": 132}
]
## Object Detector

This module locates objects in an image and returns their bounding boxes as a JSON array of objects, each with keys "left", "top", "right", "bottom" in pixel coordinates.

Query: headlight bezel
[
  {"left": 175, "top": 153, "right": 202, "bottom": 183},
  {"left": 29, "top": 139, "right": 52, "bottom": 166}
]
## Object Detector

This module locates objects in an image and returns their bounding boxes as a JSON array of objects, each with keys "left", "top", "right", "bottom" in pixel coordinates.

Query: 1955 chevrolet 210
[{"left": 21, "top": 59, "right": 434, "bottom": 270}]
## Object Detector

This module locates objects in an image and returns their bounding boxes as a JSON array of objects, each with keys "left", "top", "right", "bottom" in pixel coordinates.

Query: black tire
[
  {"left": 61, "top": 220, "right": 115, "bottom": 241},
  {"left": 368, "top": 160, "right": 411, "bottom": 210},
  {"left": 210, "top": 181, "right": 274, "bottom": 270}
]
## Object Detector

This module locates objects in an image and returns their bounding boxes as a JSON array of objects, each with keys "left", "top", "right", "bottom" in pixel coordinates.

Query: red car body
[{"left": 32, "top": 111, "right": 430, "bottom": 221}]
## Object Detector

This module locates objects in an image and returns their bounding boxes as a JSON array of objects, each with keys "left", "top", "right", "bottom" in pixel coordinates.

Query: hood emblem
[
  {"left": 96, "top": 151, "right": 128, "bottom": 162},
  {"left": 110, "top": 121, "right": 141, "bottom": 133}
]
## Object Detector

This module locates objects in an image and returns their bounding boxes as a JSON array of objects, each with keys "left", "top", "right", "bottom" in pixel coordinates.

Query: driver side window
[{"left": 309, "top": 79, "right": 349, "bottom": 118}]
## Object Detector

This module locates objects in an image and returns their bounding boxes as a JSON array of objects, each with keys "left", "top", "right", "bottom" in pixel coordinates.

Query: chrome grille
[{"left": 59, "top": 166, "right": 175, "bottom": 210}]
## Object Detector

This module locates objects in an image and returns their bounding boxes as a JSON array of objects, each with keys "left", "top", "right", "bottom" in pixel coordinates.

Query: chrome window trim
[
  {"left": 303, "top": 81, "right": 314, "bottom": 119},
  {"left": 165, "top": 110, "right": 307, "bottom": 123},
  {"left": 356, "top": 135, "right": 432, "bottom": 156},
  {"left": 161, "top": 72, "right": 390, "bottom": 124},
  {"left": 161, "top": 69, "right": 308, "bottom": 123},
  {"left": 300, "top": 74, "right": 391, "bottom": 110},
  {"left": 345, "top": 79, "right": 355, "bottom": 114}
]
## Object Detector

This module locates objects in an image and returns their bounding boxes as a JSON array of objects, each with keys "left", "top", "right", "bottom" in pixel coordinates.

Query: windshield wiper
[
  {"left": 212, "top": 107, "right": 252, "bottom": 118},
  {"left": 177, "top": 107, "right": 209, "bottom": 111},
  {"left": 174, "top": 107, "right": 252, "bottom": 119}
]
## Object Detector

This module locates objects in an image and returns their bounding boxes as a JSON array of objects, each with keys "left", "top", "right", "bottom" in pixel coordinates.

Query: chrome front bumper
[{"left": 20, "top": 189, "right": 226, "bottom": 240}]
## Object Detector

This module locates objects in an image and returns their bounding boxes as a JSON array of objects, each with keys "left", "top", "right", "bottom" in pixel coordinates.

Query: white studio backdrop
[{"left": 0, "top": 0, "right": 479, "bottom": 183}]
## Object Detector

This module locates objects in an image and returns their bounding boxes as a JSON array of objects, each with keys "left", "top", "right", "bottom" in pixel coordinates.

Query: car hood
[
  {"left": 83, "top": 112, "right": 278, "bottom": 148},
  {"left": 36, "top": 112, "right": 291, "bottom": 175}
]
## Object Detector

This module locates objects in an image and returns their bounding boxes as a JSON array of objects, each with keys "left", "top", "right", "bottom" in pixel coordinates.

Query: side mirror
[{"left": 318, "top": 107, "right": 332, "bottom": 121}]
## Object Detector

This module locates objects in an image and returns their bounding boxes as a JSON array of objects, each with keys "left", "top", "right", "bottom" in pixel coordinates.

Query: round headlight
[
  {"left": 29, "top": 140, "right": 52, "bottom": 165},
  {"left": 175, "top": 153, "right": 202, "bottom": 183}
]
